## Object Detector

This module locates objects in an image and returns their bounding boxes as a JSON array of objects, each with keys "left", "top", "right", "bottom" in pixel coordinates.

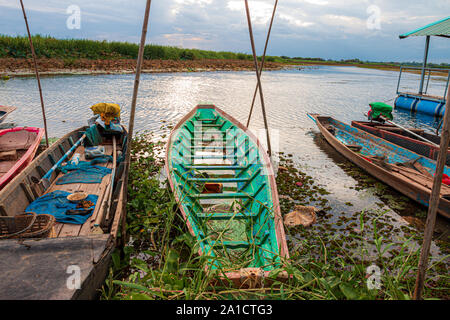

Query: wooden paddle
[{"left": 92, "top": 136, "right": 117, "bottom": 234}]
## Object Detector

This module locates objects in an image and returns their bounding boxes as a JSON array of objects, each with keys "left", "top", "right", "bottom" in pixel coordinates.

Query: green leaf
[
  {"left": 339, "top": 283, "right": 359, "bottom": 300},
  {"left": 128, "top": 293, "right": 153, "bottom": 300}
]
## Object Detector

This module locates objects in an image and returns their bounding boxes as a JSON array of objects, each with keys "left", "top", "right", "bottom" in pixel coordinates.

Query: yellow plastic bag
[{"left": 90, "top": 103, "right": 121, "bottom": 125}]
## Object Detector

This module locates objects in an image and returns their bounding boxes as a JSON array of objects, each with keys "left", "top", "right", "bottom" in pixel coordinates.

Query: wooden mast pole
[
  {"left": 246, "top": 0, "right": 278, "bottom": 128},
  {"left": 244, "top": 0, "right": 272, "bottom": 157},
  {"left": 413, "top": 82, "right": 450, "bottom": 299},
  {"left": 122, "top": 0, "right": 152, "bottom": 235},
  {"left": 19, "top": 0, "right": 49, "bottom": 148}
]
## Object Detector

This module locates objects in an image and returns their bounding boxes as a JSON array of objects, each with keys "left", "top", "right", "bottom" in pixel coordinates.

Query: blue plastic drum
[{"left": 395, "top": 94, "right": 445, "bottom": 117}]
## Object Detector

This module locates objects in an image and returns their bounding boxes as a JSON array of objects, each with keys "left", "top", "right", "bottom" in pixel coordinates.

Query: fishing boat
[
  {"left": 352, "top": 121, "right": 449, "bottom": 165},
  {"left": 0, "top": 118, "right": 127, "bottom": 299},
  {"left": 308, "top": 114, "right": 450, "bottom": 219},
  {"left": 166, "top": 104, "right": 289, "bottom": 287},
  {"left": 0, "top": 105, "right": 17, "bottom": 123},
  {"left": 0, "top": 127, "right": 44, "bottom": 190}
]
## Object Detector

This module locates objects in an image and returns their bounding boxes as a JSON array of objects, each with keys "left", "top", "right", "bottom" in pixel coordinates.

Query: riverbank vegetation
[
  {"left": 2, "top": 35, "right": 449, "bottom": 70},
  {"left": 100, "top": 132, "right": 449, "bottom": 300}
]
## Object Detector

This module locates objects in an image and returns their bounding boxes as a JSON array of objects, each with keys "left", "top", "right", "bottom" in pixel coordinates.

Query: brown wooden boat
[
  {"left": 0, "top": 124, "right": 127, "bottom": 299},
  {"left": 309, "top": 114, "right": 450, "bottom": 218},
  {"left": 352, "top": 120, "right": 450, "bottom": 165}
]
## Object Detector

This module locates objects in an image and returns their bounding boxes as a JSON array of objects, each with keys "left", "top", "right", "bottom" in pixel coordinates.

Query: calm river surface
[{"left": 1, "top": 66, "right": 449, "bottom": 238}]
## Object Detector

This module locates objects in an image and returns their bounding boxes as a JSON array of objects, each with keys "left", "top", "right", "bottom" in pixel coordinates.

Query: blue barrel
[{"left": 395, "top": 94, "right": 445, "bottom": 117}]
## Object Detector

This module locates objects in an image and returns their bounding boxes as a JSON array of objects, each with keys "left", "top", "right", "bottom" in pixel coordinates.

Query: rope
[{"left": 244, "top": 0, "right": 272, "bottom": 158}]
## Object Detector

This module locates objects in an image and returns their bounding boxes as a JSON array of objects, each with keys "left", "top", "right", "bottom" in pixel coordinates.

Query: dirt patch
[{"left": 0, "top": 58, "right": 285, "bottom": 77}]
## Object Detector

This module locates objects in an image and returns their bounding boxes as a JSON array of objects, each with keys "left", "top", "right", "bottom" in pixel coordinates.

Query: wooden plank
[
  {"left": 43, "top": 144, "right": 114, "bottom": 238},
  {"left": 0, "top": 150, "right": 17, "bottom": 161}
]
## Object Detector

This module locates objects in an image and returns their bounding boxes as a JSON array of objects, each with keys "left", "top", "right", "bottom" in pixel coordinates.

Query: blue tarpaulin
[
  {"left": 25, "top": 190, "right": 98, "bottom": 224},
  {"left": 56, "top": 158, "right": 112, "bottom": 185}
]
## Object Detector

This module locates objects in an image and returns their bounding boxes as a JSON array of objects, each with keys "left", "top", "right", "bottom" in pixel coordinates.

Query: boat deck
[
  {"left": 45, "top": 143, "right": 114, "bottom": 238},
  {"left": 0, "top": 130, "right": 37, "bottom": 177},
  {"left": 400, "top": 92, "right": 445, "bottom": 101}
]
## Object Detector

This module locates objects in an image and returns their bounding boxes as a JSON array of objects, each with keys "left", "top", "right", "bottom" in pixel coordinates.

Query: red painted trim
[{"left": 0, "top": 127, "right": 45, "bottom": 190}]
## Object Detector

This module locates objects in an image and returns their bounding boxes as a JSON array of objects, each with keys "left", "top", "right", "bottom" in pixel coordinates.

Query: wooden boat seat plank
[
  {"left": 186, "top": 165, "right": 247, "bottom": 170},
  {"left": 0, "top": 154, "right": 25, "bottom": 175},
  {"left": 194, "top": 192, "right": 249, "bottom": 199},
  {"left": 0, "top": 130, "right": 37, "bottom": 152},
  {"left": 188, "top": 177, "right": 248, "bottom": 183},
  {"left": 197, "top": 212, "right": 257, "bottom": 219}
]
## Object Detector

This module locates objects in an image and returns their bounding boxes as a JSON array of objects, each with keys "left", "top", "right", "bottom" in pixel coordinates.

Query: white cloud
[
  {"left": 0, "top": 0, "right": 449, "bottom": 62},
  {"left": 303, "top": 0, "right": 329, "bottom": 5},
  {"left": 227, "top": 0, "right": 274, "bottom": 25},
  {"left": 171, "top": 0, "right": 213, "bottom": 16},
  {"left": 279, "top": 13, "right": 314, "bottom": 28}
]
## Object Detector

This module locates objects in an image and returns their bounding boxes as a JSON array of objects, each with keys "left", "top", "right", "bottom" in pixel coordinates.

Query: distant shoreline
[
  {"left": 0, "top": 58, "right": 447, "bottom": 78},
  {"left": 0, "top": 58, "right": 285, "bottom": 78}
]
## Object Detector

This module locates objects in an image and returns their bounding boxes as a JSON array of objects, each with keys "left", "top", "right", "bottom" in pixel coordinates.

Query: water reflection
[{"left": 0, "top": 66, "right": 448, "bottom": 223}]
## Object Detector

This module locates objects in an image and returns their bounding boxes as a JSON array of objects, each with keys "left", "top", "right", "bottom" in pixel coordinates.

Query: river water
[{"left": 1, "top": 65, "right": 448, "bottom": 241}]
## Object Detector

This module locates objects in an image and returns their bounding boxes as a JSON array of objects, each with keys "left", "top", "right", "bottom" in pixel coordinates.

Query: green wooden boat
[{"left": 165, "top": 105, "right": 289, "bottom": 286}]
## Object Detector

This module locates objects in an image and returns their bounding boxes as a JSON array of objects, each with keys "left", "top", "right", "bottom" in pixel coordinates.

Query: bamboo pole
[
  {"left": 246, "top": 0, "right": 278, "bottom": 127},
  {"left": 122, "top": 0, "right": 152, "bottom": 232},
  {"left": 244, "top": 0, "right": 272, "bottom": 157},
  {"left": 380, "top": 116, "right": 439, "bottom": 147},
  {"left": 19, "top": 0, "right": 49, "bottom": 148},
  {"left": 413, "top": 82, "right": 450, "bottom": 300}
]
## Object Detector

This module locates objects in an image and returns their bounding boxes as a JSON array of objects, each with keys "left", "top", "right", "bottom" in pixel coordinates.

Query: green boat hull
[{"left": 166, "top": 105, "right": 288, "bottom": 285}]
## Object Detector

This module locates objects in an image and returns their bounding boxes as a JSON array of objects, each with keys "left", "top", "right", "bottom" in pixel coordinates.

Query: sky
[{"left": 0, "top": 0, "right": 449, "bottom": 63}]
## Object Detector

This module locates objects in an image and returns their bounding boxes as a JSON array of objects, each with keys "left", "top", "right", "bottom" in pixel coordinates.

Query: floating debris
[{"left": 284, "top": 205, "right": 318, "bottom": 227}]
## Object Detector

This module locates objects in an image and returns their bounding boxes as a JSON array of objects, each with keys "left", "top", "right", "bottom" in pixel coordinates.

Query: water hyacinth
[{"left": 100, "top": 131, "right": 449, "bottom": 300}]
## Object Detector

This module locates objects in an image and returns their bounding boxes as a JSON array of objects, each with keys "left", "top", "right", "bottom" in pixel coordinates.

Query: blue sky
[{"left": 0, "top": 0, "right": 449, "bottom": 63}]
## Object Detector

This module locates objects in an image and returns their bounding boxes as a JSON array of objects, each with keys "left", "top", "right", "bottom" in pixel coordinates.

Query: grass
[
  {"left": 4, "top": 35, "right": 449, "bottom": 71},
  {"left": 0, "top": 35, "right": 261, "bottom": 62},
  {"left": 100, "top": 131, "right": 449, "bottom": 300}
]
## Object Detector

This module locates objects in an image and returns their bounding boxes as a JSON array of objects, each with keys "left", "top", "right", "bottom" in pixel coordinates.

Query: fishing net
[
  {"left": 56, "top": 166, "right": 112, "bottom": 185},
  {"left": 58, "top": 156, "right": 112, "bottom": 174},
  {"left": 56, "top": 157, "right": 112, "bottom": 185},
  {"left": 25, "top": 190, "right": 98, "bottom": 224}
]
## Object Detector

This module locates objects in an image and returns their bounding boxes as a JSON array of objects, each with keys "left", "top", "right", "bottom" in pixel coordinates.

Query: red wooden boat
[
  {"left": 0, "top": 127, "right": 44, "bottom": 190},
  {"left": 352, "top": 121, "right": 449, "bottom": 165}
]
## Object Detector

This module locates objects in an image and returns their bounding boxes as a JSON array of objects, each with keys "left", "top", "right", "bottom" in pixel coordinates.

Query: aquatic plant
[{"left": 101, "top": 132, "right": 449, "bottom": 300}]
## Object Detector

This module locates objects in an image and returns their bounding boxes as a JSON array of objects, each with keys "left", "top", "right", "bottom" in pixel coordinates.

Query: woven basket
[{"left": 0, "top": 212, "right": 55, "bottom": 239}]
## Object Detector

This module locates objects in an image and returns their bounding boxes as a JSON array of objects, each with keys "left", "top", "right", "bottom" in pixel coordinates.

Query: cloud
[{"left": 0, "top": 0, "right": 449, "bottom": 62}]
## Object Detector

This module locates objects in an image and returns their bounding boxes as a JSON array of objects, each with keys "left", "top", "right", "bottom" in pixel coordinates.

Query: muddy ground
[{"left": 0, "top": 58, "right": 285, "bottom": 77}]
